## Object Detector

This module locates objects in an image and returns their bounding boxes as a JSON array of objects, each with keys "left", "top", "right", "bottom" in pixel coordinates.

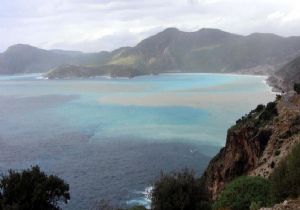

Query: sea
[{"left": 0, "top": 73, "right": 275, "bottom": 210}]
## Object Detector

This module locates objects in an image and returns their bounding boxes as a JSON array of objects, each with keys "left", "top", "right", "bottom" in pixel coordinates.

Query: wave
[{"left": 126, "top": 186, "right": 153, "bottom": 209}]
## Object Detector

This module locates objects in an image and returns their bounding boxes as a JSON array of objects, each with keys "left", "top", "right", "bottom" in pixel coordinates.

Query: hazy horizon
[{"left": 1, "top": 0, "right": 300, "bottom": 52}]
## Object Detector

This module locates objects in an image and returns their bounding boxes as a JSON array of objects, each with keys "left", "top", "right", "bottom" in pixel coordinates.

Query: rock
[{"left": 201, "top": 94, "right": 300, "bottom": 200}]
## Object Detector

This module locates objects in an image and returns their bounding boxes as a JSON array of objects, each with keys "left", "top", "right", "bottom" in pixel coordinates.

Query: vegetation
[
  {"left": 294, "top": 83, "right": 300, "bottom": 94},
  {"left": 0, "top": 166, "right": 70, "bottom": 210},
  {"left": 274, "top": 150, "right": 281, "bottom": 156},
  {"left": 235, "top": 101, "right": 278, "bottom": 127},
  {"left": 151, "top": 169, "right": 210, "bottom": 210},
  {"left": 213, "top": 176, "right": 272, "bottom": 210},
  {"left": 249, "top": 201, "right": 261, "bottom": 210},
  {"left": 270, "top": 143, "right": 300, "bottom": 202},
  {"left": 258, "top": 101, "right": 278, "bottom": 122}
]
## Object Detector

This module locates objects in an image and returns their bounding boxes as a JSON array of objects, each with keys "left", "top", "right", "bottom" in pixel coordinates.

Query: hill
[
  {"left": 268, "top": 55, "right": 300, "bottom": 91},
  {"left": 0, "top": 44, "right": 109, "bottom": 74},
  {"left": 2, "top": 28, "right": 300, "bottom": 77},
  {"left": 104, "top": 28, "right": 300, "bottom": 75}
]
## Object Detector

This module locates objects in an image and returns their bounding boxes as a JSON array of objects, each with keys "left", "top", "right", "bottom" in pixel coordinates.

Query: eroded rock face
[{"left": 202, "top": 94, "right": 300, "bottom": 200}]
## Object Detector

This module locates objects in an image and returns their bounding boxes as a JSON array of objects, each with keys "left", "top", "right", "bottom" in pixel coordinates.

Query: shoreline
[{"left": 0, "top": 71, "right": 279, "bottom": 95}]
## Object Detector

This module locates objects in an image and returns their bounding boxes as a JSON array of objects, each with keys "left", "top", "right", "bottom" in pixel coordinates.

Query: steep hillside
[
  {"left": 109, "top": 29, "right": 300, "bottom": 74},
  {"left": 46, "top": 28, "right": 300, "bottom": 78},
  {"left": 202, "top": 93, "right": 300, "bottom": 200},
  {"left": 2, "top": 28, "right": 300, "bottom": 77},
  {"left": 268, "top": 55, "right": 300, "bottom": 91}
]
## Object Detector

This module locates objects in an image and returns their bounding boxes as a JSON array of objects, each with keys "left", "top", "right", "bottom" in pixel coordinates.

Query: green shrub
[
  {"left": 294, "top": 83, "right": 300, "bottom": 94},
  {"left": 213, "top": 176, "right": 272, "bottom": 210},
  {"left": 151, "top": 169, "right": 210, "bottom": 210},
  {"left": 255, "top": 104, "right": 265, "bottom": 112},
  {"left": 274, "top": 150, "right": 281, "bottom": 156},
  {"left": 249, "top": 201, "right": 261, "bottom": 210},
  {"left": 259, "top": 102, "right": 278, "bottom": 122},
  {"left": 0, "top": 165, "right": 70, "bottom": 210},
  {"left": 270, "top": 143, "right": 300, "bottom": 202}
]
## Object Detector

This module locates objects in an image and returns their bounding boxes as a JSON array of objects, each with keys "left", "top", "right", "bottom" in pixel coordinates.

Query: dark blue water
[{"left": 0, "top": 73, "right": 275, "bottom": 209}]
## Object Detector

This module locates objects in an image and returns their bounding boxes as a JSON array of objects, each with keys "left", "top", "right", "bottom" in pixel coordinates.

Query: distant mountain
[
  {"left": 1, "top": 28, "right": 300, "bottom": 77},
  {"left": 0, "top": 44, "right": 109, "bottom": 74},
  {"left": 268, "top": 55, "right": 300, "bottom": 91}
]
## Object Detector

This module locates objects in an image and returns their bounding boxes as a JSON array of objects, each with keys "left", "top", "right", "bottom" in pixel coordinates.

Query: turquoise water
[{"left": 0, "top": 73, "right": 275, "bottom": 209}]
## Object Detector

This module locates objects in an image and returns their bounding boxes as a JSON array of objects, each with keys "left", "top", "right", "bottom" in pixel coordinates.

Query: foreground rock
[{"left": 260, "top": 198, "right": 300, "bottom": 210}]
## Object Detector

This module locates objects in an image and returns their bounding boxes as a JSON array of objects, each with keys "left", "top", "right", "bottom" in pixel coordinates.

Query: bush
[
  {"left": 294, "top": 83, "right": 300, "bottom": 94},
  {"left": 274, "top": 150, "right": 281, "bottom": 156},
  {"left": 213, "top": 176, "right": 272, "bottom": 210},
  {"left": 151, "top": 169, "right": 210, "bottom": 210},
  {"left": 259, "top": 102, "right": 278, "bottom": 122},
  {"left": 270, "top": 143, "right": 300, "bottom": 202},
  {"left": 255, "top": 104, "right": 265, "bottom": 112},
  {"left": 249, "top": 201, "right": 261, "bottom": 210},
  {"left": 0, "top": 166, "right": 70, "bottom": 210}
]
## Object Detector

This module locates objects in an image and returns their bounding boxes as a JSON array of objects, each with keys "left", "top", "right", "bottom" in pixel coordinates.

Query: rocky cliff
[{"left": 202, "top": 93, "right": 300, "bottom": 200}]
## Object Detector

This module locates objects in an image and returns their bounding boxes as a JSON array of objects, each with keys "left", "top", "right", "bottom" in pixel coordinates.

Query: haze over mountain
[
  {"left": 1, "top": 28, "right": 300, "bottom": 78},
  {"left": 268, "top": 54, "right": 300, "bottom": 91}
]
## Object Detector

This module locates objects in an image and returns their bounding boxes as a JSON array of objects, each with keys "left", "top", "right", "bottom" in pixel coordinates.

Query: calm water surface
[{"left": 0, "top": 73, "right": 275, "bottom": 209}]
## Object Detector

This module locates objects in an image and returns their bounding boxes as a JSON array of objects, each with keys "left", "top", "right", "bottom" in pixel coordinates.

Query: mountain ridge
[{"left": 1, "top": 28, "right": 300, "bottom": 77}]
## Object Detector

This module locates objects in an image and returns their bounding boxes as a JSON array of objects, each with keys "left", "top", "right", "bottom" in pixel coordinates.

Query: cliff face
[{"left": 202, "top": 93, "right": 300, "bottom": 200}]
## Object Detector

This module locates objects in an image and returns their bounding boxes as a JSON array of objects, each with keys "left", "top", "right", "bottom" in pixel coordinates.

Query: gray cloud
[{"left": 1, "top": 0, "right": 300, "bottom": 52}]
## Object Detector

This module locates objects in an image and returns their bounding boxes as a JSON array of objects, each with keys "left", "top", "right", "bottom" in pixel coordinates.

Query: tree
[
  {"left": 213, "top": 176, "right": 272, "bottom": 210},
  {"left": 270, "top": 143, "right": 300, "bottom": 202},
  {"left": 0, "top": 166, "right": 70, "bottom": 210},
  {"left": 151, "top": 169, "right": 210, "bottom": 210}
]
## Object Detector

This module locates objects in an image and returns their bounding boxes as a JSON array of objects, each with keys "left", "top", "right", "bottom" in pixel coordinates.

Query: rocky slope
[
  {"left": 202, "top": 93, "right": 300, "bottom": 200},
  {"left": 260, "top": 198, "right": 300, "bottom": 210},
  {"left": 268, "top": 55, "right": 300, "bottom": 92},
  {"left": 2, "top": 28, "right": 300, "bottom": 77}
]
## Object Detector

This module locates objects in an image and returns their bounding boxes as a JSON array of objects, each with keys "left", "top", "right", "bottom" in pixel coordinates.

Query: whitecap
[{"left": 127, "top": 186, "right": 153, "bottom": 209}]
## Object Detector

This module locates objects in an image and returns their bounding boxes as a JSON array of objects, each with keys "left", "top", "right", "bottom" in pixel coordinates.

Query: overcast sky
[{"left": 1, "top": 0, "right": 300, "bottom": 52}]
